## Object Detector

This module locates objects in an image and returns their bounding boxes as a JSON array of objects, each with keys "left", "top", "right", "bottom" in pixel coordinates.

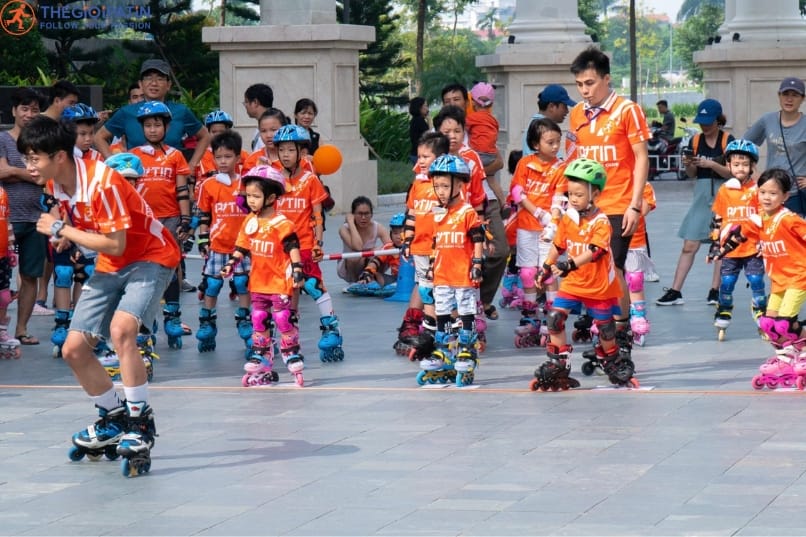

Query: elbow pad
[
  {"left": 468, "top": 225, "right": 485, "bottom": 243},
  {"left": 198, "top": 211, "right": 212, "bottom": 227},
  {"left": 589, "top": 244, "right": 607, "bottom": 261},
  {"left": 282, "top": 232, "right": 301, "bottom": 253}
]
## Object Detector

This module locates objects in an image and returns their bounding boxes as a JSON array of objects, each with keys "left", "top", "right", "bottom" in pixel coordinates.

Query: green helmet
[{"left": 564, "top": 158, "right": 606, "bottom": 189}]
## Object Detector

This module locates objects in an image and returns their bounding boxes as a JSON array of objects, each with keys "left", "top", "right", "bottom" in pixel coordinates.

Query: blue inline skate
[
  {"left": 68, "top": 404, "right": 126, "bottom": 462},
  {"left": 235, "top": 307, "right": 253, "bottom": 353},
  {"left": 196, "top": 307, "right": 217, "bottom": 352},
  {"left": 162, "top": 302, "right": 184, "bottom": 349},
  {"left": 416, "top": 331, "right": 457, "bottom": 385},
  {"left": 117, "top": 401, "right": 157, "bottom": 477},
  {"left": 51, "top": 309, "right": 71, "bottom": 358},
  {"left": 454, "top": 329, "right": 479, "bottom": 387},
  {"left": 318, "top": 315, "right": 344, "bottom": 362}
]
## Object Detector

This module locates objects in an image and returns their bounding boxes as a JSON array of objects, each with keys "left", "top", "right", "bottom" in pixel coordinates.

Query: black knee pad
[
  {"left": 595, "top": 318, "right": 616, "bottom": 342},
  {"left": 546, "top": 309, "right": 568, "bottom": 334}
]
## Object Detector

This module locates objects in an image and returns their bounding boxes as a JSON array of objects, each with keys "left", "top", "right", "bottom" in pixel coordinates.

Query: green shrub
[
  {"left": 377, "top": 159, "right": 413, "bottom": 194},
  {"left": 360, "top": 100, "right": 409, "bottom": 162}
]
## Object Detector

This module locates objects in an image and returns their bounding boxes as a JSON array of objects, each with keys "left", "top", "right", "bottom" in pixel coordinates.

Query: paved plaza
[{"left": 2, "top": 179, "right": 806, "bottom": 536}]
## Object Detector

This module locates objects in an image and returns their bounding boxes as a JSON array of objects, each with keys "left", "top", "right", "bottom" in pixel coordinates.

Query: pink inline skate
[
  {"left": 514, "top": 301, "right": 548, "bottom": 348},
  {"left": 629, "top": 302, "right": 650, "bottom": 347},
  {"left": 753, "top": 316, "right": 804, "bottom": 390},
  {"left": 498, "top": 272, "right": 524, "bottom": 310},
  {"left": 242, "top": 335, "right": 279, "bottom": 387}
]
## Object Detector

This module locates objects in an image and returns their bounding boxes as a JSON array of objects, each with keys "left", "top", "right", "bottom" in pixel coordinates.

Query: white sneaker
[
  {"left": 419, "top": 356, "right": 444, "bottom": 371},
  {"left": 644, "top": 271, "right": 660, "bottom": 282},
  {"left": 32, "top": 303, "right": 55, "bottom": 316}
]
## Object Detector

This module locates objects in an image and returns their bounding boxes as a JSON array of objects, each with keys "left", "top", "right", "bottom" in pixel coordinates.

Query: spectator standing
[
  {"left": 408, "top": 97, "right": 430, "bottom": 164},
  {"left": 294, "top": 98, "right": 320, "bottom": 154},
  {"left": 243, "top": 83, "right": 274, "bottom": 152},
  {"left": 522, "top": 84, "right": 576, "bottom": 157}
]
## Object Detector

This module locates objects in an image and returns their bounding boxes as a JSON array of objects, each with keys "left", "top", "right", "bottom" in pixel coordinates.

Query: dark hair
[
  {"left": 243, "top": 175, "right": 283, "bottom": 199},
  {"left": 17, "top": 115, "right": 75, "bottom": 156},
  {"left": 51, "top": 80, "right": 79, "bottom": 103},
  {"left": 244, "top": 83, "right": 274, "bottom": 108},
  {"left": 211, "top": 130, "right": 243, "bottom": 155},
  {"left": 350, "top": 195, "right": 373, "bottom": 214},
  {"left": 717, "top": 114, "right": 727, "bottom": 127},
  {"left": 417, "top": 132, "right": 449, "bottom": 156},
  {"left": 408, "top": 97, "right": 426, "bottom": 116},
  {"left": 526, "top": 117, "right": 562, "bottom": 152},
  {"left": 570, "top": 47, "right": 610, "bottom": 77},
  {"left": 508, "top": 150, "right": 523, "bottom": 175},
  {"left": 441, "top": 83, "right": 468, "bottom": 103},
  {"left": 11, "top": 87, "right": 45, "bottom": 109},
  {"left": 757, "top": 167, "right": 793, "bottom": 194},
  {"left": 258, "top": 108, "right": 288, "bottom": 126},
  {"left": 656, "top": 99, "right": 668, "bottom": 107},
  {"left": 433, "top": 105, "right": 466, "bottom": 130},
  {"left": 294, "top": 98, "right": 318, "bottom": 117}
]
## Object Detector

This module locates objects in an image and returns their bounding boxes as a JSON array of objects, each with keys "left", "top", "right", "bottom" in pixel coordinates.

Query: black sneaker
[
  {"left": 181, "top": 279, "right": 197, "bottom": 293},
  {"left": 706, "top": 288, "right": 719, "bottom": 305},
  {"left": 656, "top": 288, "right": 684, "bottom": 306}
]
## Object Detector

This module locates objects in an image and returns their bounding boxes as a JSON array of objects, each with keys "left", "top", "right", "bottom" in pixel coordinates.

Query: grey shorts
[{"left": 69, "top": 262, "right": 174, "bottom": 340}]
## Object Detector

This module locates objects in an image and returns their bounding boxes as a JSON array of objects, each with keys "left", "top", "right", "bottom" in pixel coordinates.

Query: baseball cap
[
  {"left": 140, "top": 59, "right": 171, "bottom": 77},
  {"left": 779, "top": 77, "right": 805, "bottom": 96},
  {"left": 538, "top": 84, "right": 576, "bottom": 107},
  {"left": 693, "top": 98, "right": 722, "bottom": 125},
  {"left": 470, "top": 82, "right": 495, "bottom": 106}
]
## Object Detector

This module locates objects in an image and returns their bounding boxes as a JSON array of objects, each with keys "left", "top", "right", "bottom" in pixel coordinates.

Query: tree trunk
[
  {"left": 415, "top": 0, "right": 425, "bottom": 96},
  {"left": 629, "top": 0, "right": 637, "bottom": 101}
]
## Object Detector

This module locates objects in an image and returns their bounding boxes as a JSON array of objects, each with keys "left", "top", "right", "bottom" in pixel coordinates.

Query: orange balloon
[{"left": 312, "top": 144, "right": 343, "bottom": 175}]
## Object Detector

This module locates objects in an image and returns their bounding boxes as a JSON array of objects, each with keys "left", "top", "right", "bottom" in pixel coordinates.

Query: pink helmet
[{"left": 243, "top": 165, "right": 285, "bottom": 194}]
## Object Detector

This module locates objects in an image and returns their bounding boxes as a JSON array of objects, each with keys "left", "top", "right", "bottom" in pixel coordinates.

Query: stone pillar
[
  {"left": 696, "top": 0, "right": 806, "bottom": 145},
  {"left": 202, "top": 2, "right": 376, "bottom": 213},
  {"left": 476, "top": 0, "right": 591, "bottom": 186}
]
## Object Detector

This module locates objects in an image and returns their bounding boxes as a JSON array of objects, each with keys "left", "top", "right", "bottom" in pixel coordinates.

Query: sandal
[
  {"left": 484, "top": 305, "right": 499, "bottom": 320},
  {"left": 16, "top": 334, "right": 39, "bottom": 345}
]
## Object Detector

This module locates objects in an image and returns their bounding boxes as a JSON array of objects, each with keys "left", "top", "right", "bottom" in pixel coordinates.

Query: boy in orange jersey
[
  {"left": 22, "top": 116, "right": 180, "bottom": 477},
  {"left": 195, "top": 130, "right": 252, "bottom": 353},
  {"left": 394, "top": 132, "right": 448, "bottom": 357},
  {"left": 0, "top": 182, "right": 19, "bottom": 358},
  {"left": 272, "top": 125, "right": 344, "bottom": 362},
  {"left": 354, "top": 212, "right": 405, "bottom": 295},
  {"left": 416, "top": 154, "right": 484, "bottom": 387},
  {"left": 567, "top": 47, "right": 650, "bottom": 360},
  {"left": 130, "top": 101, "right": 192, "bottom": 349},
  {"left": 242, "top": 108, "right": 287, "bottom": 171},
  {"left": 535, "top": 158, "right": 638, "bottom": 390},
  {"left": 705, "top": 139, "right": 766, "bottom": 341},
  {"left": 62, "top": 104, "right": 104, "bottom": 162},
  {"left": 193, "top": 110, "right": 249, "bottom": 198},
  {"left": 222, "top": 166, "right": 305, "bottom": 387},
  {"left": 625, "top": 182, "right": 657, "bottom": 347}
]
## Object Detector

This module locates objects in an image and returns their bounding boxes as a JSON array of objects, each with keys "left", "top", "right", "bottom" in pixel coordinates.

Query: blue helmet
[
  {"left": 272, "top": 124, "right": 306, "bottom": 144},
  {"left": 105, "top": 152, "right": 144, "bottom": 179},
  {"left": 725, "top": 139, "right": 759, "bottom": 163},
  {"left": 428, "top": 154, "right": 470, "bottom": 182},
  {"left": 389, "top": 212, "right": 406, "bottom": 228},
  {"left": 62, "top": 103, "right": 99, "bottom": 124},
  {"left": 293, "top": 125, "right": 311, "bottom": 142},
  {"left": 137, "top": 100, "right": 172, "bottom": 123},
  {"left": 204, "top": 109, "right": 233, "bottom": 128}
]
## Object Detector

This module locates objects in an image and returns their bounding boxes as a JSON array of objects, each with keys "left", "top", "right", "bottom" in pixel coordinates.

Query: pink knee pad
[
  {"left": 273, "top": 308, "right": 295, "bottom": 334},
  {"left": 626, "top": 271, "right": 644, "bottom": 294},
  {"left": 519, "top": 266, "right": 538, "bottom": 289},
  {"left": 251, "top": 309, "right": 270, "bottom": 333},
  {"left": 0, "top": 289, "right": 11, "bottom": 310}
]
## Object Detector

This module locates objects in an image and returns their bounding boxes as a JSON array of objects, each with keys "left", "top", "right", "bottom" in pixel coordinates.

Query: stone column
[
  {"left": 696, "top": 0, "right": 806, "bottom": 145},
  {"left": 203, "top": 1, "right": 376, "bottom": 213},
  {"left": 476, "top": 0, "right": 591, "bottom": 185}
]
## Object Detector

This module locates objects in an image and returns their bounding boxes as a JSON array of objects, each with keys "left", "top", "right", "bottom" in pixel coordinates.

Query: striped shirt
[{"left": 0, "top": 131, "right": 43, "bottom": 223}]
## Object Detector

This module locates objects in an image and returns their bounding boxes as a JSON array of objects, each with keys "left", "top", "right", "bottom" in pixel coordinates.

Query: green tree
[
  {"left": 478, "top": 7, "right": 497, "bottom": 40},
  {"left": 578, "top": 0, "right": 604, "bottom": 42},
  {"left": 677, "top": 0, "right": 723, "bottom": 21},
  {"left": 419, "top": 29, "right": 496, "bottom": 103},
  {"left": 673, "top": 3, "right": 724, "bottom": 82},
  {"left": 0, "top": 29, "right": 49, "bottom": 85},
  {"left": 601, "top": 13, "right": 669, "bottom": 87}
]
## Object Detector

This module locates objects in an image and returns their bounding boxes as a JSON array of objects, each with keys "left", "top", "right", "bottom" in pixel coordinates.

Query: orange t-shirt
[
  {"left": 195, "top": 147, "right": 248, "bottom": 184},
  {"left": 0, "top": 187, "right": 9, "bottom": 253},
  {"left": 510, "top": 155, "right": 567, "bottom": 232},
  {"left": 406, "top": 173, "right": 441, "bottom": 256},
  {"left": 197, "top": 177, "right": 247, "bottom": 254},
  {"left": 466, "top": 109, "right": 499, "bottom": 155},
  {"left": 51, "top": 158, "right": 180, "bottom": 273},
  {"left": 235, "top": 212, "right": 295, "bottom": 296},
  {"left": 752, "top": 207, "right": 806, "bottom": 293},
  {"left": 566, "top": 92, "right": 650, "bottom": 215},
  {"left": 275, "top": 170, "right": 328, "bottom": 250},
  {"left": 375, "top": 241, "right": 400, "bottom": 277},
  {"left": 628, "top": 183, "right": 657, "bottom": 249},
  {"left": 81, "top": 148, "right": 104, "bottom": 162},
  {"left": 554, "top": 210, "right": 621, "bottom": 300},
  {"left": 421, "top": 202, "right": 481, "bottom": 287},
  {"left": 242, "top": 148, "right": 279, "bottom": 172},
  {"left": 711, "top": 179, "right": 759, "bottom": 259},
  {"left": 457, "top": 145, "right": 487, "bottom": 208},
  {"left": 131, "top": 144, "right": 190, "bottom": 218}
]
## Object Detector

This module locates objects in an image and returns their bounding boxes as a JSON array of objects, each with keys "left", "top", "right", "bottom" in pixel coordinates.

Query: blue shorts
[
  {"left": 553, "top": 292, "right": 621, "bottom": 320},
  {"left": 203, "top": 251, "right": 251, "bottom": 276},
  {"left": 69, "top": 262, "right": 174, "bottom": 340}
]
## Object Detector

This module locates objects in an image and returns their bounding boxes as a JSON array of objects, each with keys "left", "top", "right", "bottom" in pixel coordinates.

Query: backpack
[{"left": 692, "top": 131, "right": 728, "bottom": 156}]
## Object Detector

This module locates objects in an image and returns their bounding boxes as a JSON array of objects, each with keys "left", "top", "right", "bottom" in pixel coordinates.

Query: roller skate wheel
[
  {"left": 767, "top": 376, "right": 780, "bottom": 389},
  {"left": 581, "top": 361, "right": 596, "bottom": 376},
  {"left": 68, "top": 446, "right": 85, "bottom": 462},
  {"left": 416, "top": 370, "right": 428, "bottom": 386},
  {"left": 271, "top": 371, "right": 280, "bottom": 382},
  {"left": 633, "top": 334, "right": 646, "bottom": 347},
  {"left": 717, "top": 329, "right": 726, "bottom": 342},
  {"left": 86, "top": 452, "right": 103, "bottom": 462},
  {"left": 529, "top": 378, "right": 540, "bottom": 391},
  {"left": 407, "top": 348, "right": 419, "bottom": 362},
  {"left": 241, "top": 374, "right": 251, "bottom": 387},
  {"left": 629, "top": 377, "right": 640, "bottom": 389},
  {"left": 121, "top": 456, "right": 151, "bottom": 477},
  {"left": 751, "top": 374, "right": 765, "bottom": 390},
  {"left": 52, "top": 345, "right": 61, "bottom": 359},
  {"left": 294, "top": 372, "right": 304, "bottom": 387},
  {"left": 797, "top": 376, "right": 806, "bottom": 391},
  {"left": 513, "top": 335, "right": 523, "bottom": 348}
]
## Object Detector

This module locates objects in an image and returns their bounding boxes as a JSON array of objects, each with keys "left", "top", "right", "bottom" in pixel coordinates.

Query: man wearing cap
[
  {"left": 94, "top": 59, "right": 211, "bottom": 171},
  {"left": 745, "top": 76, "right": 806, "bottom": 215},
  {"left": 522, "top": 84, "right": 577, "bottom": 156}
]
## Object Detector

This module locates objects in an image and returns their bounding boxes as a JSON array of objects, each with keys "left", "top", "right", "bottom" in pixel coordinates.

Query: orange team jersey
[
  {"left": 80, "top": 148, "right": 104, "bottom": 162},
  {"left": 197, "top": 177, "right": 247, "bottom": 254},
  {"left": 131, "top": 144, "right": 190, "bottom": 218},
  {"left": 511, "top": 154, "right": 567, "bottom": 232},
  {"left": 554, "top": 210, "right": 621, "bottom": 300},
  {"left": 235, "top": 212, "right": 295, "bottom": 295},
  {"left": 457, "top": 145, "right": 487, "bottom": 208},
  {"left": 566, "top": 91, "right": 650, "bottom": 215},
  {"left": 0, "top": 187, "right": 9, "bottom": 253},
  {"left": 711, "top": 178, "right": 759, "bottom": 259},
  {"left": 195, "top": 147, "right": 249, "bottom": 184},
  {"left": 422, "top": 202, "right": 481, "bottom": 288},
  {"left": 274, "top": 170, "right": 328, "bottom": 250},
  {"left": 375, "top": 241, "right": 400, "bottom": 277},
  {"left": 466, "top": 110, "right": 499, "bottom": 155},
  {"left": 750, "top": 207, "right": 806, "bottom": 293},
  {"left": 109, "top": 140, "right": 125, "bottom": 154},
  {"left": 628, "top": 182, "right": 657, "bottom": 249},
  {"left": 406, "top": 172, "right": 441, "bottom": 256},
  {"left": 51, "top": 158, "right": 180, "bottom": 273}
]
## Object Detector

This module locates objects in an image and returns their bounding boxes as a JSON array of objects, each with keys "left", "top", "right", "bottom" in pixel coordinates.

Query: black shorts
[{"left": 607, "top": 215, "right": 632, "bottom": 270}]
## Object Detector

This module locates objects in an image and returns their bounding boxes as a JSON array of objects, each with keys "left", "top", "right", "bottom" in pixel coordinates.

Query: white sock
[
  {"left": 123, "top": 383, "right": 149, "bottom": 405},
  {"left": 92, "top": 387, "right": 122, "bottom": 410},
  {"left": 316, "top": 293, "right": 333, "bottom": 317}
]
